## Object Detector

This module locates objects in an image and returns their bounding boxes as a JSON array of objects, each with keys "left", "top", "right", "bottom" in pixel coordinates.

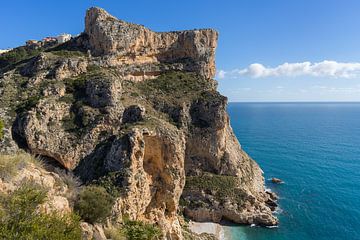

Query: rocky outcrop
[
  {"left": 109, "top": 128, "right": 186, "bottom": 239},
  {"left": 182, "top": 93, "right": 278, "bottom": 226},
  {"left": 122, "top": 105, "right": 145, "bottom": 123},
  {"left": 85, "top": 73, "right": 122, "bottom": 108},
  {"left": 20, "top": 52, "right": 88, "bottom": 84},
  {"left": 85, "top": 7, "right": 217, "bottom": 80},
  {"left": 0, "top": 153, "right": 75, "bottom": 215},
  {"left": 80, "top": 222, "right": 107, "bottom": 240},
  {"left": 0, "top": 6, "right": 278, "bottom": 240}
]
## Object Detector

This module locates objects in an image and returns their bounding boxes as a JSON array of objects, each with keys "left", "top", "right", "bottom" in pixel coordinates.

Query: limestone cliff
[
  {"left": 85, "top": 7, "right": 217, "bottom": 81},
  {"left": 0, "top": 7, "right": 277, "bottom": 240}
]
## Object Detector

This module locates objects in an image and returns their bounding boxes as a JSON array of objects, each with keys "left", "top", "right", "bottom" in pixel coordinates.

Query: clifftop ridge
[{"left": 84, "top": 7, "right": 218, "bottom": 80}]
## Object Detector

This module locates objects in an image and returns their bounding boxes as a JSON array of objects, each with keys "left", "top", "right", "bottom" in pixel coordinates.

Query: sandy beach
[{"left": 189, "top": 221, "right": 227, "bottom": 240}]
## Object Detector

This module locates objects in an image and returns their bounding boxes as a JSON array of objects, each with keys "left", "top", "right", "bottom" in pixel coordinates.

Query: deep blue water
[{"left": 226, "top": 102, "right": 360, "bottom": 240}]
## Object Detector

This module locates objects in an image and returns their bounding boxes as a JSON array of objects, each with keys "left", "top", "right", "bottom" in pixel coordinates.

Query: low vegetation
[
  {"left": 113, "top": 71, "right": 220, "bottom": 127},
  {"left": 49, "top": 50, "right": 86, "bottom": 58},
  {"left": 54, "top": 168, "right": 81, "bottom": 206},
  {"left": 0, "top": 153, "right": 43, "bottom": 181},
  {"left": 0, "top": 119, "right": 4, "bottom": 140},
  {"left": 0, "top": 182, "right": 81, "bottom": 239},
  {"left": 183, "top": 172, "right": 247, "bottom": 205},
  {"left": 137, "top": 71, "right": 215, "bottom": 104},
  {"left": 74, "top": 185, "right": 114, "bottom": 223},
  {"left": 105, "top": 220, "right": 162, "bottom": 240},
  {"left": 121, "top": 219, "right": 162, "bottom": 240},
  {"left": 94, "top": 171, "right": 125, "bottom": 198},
  {"left": 0, "top": 46, "right": 43, "bottom": 71},
  {"left": 15, "top": 95, "right": 43, "bottom": 115}
]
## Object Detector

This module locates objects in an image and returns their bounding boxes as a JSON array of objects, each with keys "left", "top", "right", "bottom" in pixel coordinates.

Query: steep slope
[{"left": 0, "top": 7, "right": 277, "bottom": 239}]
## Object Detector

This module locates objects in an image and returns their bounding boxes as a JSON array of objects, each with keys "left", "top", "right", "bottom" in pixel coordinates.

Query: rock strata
[{"left": 85, "top": 7, "right": 218, "bottom": 80}]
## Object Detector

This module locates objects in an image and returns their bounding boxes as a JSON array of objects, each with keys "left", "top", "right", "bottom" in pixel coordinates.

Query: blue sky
[{"left": 2, "top": 0, "right": 360, "bottom": 101}]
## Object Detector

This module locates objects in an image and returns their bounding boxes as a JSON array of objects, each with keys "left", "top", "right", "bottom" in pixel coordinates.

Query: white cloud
[
  {"left": 217, "top": 70, "right": 226, "bottom": 79},
  {"left": 217, "top": 60, "right": 360, "bottom": 79}
]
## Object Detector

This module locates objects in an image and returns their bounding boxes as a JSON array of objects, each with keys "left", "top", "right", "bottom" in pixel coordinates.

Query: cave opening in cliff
[{"left": 143, "top": 136, "right": 164, "bottom": 182}]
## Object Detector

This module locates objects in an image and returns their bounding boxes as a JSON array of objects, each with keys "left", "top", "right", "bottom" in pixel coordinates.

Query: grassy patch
[
  {"left": 105, "top": 226, "right": 127, "bottom": 240},
  {"left": 183, "top": 173, "right": 247, "bottom": 205},
  {"left": 0, "top": 182, "right": 81, "bottom": 239},
  {"left": 49, "top": 50, "right": 86, "bottom": 58},
  {"left": 0, "top": 153, "right": 42, "bottom": 181},
  {"left": 0, "top": 154, "right": 25, "bottom": 180},
  {"left": 137, "top": 71, "right": 214, "bottom": 104}
]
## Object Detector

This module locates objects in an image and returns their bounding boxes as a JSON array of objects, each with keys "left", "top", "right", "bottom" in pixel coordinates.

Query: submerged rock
[{"left": 271, "top": 178, "right": 284, "bottom": 184}]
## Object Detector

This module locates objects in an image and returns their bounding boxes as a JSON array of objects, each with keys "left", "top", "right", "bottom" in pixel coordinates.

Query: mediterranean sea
[{"left": 225, "top": 102, "right": 360, "bottom": 240}]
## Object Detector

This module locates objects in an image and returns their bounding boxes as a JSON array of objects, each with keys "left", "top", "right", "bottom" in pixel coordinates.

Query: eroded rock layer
[{"left": 85, "top": 7, "right": 218, "bottom": 81}]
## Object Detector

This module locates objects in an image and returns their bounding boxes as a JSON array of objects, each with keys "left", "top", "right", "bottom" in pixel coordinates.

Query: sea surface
[{"left": 224, "top": 102, "right": 360, "bottom": 240}]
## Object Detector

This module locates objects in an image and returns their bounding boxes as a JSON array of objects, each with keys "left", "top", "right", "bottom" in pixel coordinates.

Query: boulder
[
  {"left": 271, "top": 178, "right": 284, "bottom": 184},
  {"left": 122, "top": 105, "right": 145, "bottom": 123},
  {"left": 85, "top": 74, "right": 122, "bottom": 108}
]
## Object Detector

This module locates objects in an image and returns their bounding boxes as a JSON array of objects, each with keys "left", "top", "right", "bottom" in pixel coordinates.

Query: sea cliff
[{"left": 0, "top": 7, "right": 277, "bottom": 240}]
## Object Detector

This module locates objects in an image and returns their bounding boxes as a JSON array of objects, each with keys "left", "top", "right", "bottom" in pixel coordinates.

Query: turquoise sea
[{"left": 225, "top": 102, "right": 360, "bottom": 240}]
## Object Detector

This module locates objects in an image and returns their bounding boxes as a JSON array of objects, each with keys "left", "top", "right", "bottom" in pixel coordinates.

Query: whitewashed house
[{"left": 56, "top": 34, "right": 72, "bottom": 44}]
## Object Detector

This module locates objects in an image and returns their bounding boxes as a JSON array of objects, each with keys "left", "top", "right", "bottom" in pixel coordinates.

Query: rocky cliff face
[
  {"left": 85, "top": 7, "right": 217, "bottom": 81},
  {"left": 0, "top": 7, "right": 277, "bottom": 239}
]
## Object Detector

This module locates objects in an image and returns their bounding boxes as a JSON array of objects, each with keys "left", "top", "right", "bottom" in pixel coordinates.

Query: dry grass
[
  {"left": 104, "top": 226, "right": 127, "bottom": 240},
  {"left": 53, "top": 168, "right": 82, "bottom": 206},
  {"left": 0, "top": 152, "right": 44, "bottom": 181}
]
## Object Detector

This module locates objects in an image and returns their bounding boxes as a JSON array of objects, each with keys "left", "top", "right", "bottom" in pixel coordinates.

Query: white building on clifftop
[{"left": 56, "top": 34, "right": 72, "bottom": 44}]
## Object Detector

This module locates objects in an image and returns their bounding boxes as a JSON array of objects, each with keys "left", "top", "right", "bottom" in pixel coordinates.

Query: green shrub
[
  {"left": 105, "top": 220, "right": 162, "bottom": 240},
  {"left": 0, "top": 46, "right": 42, "bottom": 70},
  {"left": 75, "top": 185, "right": 114, "bottom": 223},
  {"left": 0, "top": 119, "right": 4, "bottom": 140},
  {"left": 94, "top": 171, "right": 126, "bottom": 198},
  {"left": 49, "top": 50, "right": 85, "bottom": 58},
  {"left": 0, "top": 182, "right": 81, "bottom": 240},
  {"left": 121, "top": 219, "right": 162, "bottom": 240},
  {"left": 184, "top": 172, "right": 247, "bottom": 205}
]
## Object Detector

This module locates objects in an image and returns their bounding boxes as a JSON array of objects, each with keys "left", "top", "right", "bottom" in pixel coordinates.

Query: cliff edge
[
  {"left": 0, "top": 7, "right": 277, "bottom": 240},
  {"left": 85, "top": 7, "right": 217, "bottom": 81}
]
